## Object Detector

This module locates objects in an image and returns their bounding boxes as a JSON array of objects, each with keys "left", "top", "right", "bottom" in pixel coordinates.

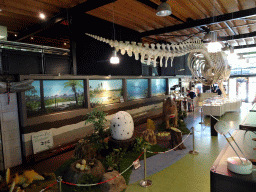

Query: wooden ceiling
[{"left": 2, "top": 0, "right": 256, "bottom": 50}]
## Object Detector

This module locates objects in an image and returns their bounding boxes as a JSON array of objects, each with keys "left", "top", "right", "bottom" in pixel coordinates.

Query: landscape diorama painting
[
  {"left": 89, "top": 79, "right": 123, "bottom": 107},
  {"left": 127, "top": 79, "right": 148, "bottom": 101},
  {"left": 151, "top": 79, "right": 166, "bottom": 96},
  {"left": 25, "top": 80, "right": 41, "bottom": 118},
  {"left": 25, "top": 80, "right": 84, "bottom": 117}
]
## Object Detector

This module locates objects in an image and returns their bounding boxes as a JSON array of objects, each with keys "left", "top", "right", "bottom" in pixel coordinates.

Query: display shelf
[{"left": 210, "top": 130, "right": 256, "bottom": 192}]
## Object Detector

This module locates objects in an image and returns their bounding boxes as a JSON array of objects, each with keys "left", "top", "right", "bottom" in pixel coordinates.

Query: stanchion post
[
  {"left": 199, "top": 107, "right": 204, "bottom": 124},
  {"left": 140, "top": 148, "right": 152, "bottom": 187},
  {"left": 189, "top": 127, "right": 199, "bottom": 155},
  {"left": 57, "top": 176, "right": 62, "bottom": 192}
]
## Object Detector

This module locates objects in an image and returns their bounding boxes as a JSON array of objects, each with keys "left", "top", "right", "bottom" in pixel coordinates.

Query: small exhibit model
[
  {"left": 214, "top": 117, "right": 253, "bottom": 174},
  {"left": 110, "top": 111, "right": 134, "bottom": 140}
]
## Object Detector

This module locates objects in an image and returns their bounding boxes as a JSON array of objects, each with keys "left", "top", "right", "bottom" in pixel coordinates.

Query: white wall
[{"left": 0, "top": 93, "right": 22, "bottom": 169}]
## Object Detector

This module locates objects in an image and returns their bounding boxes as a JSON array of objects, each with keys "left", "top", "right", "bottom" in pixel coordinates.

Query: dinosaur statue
[
  {"left": 163, "top": 97, "right": 178, "bottom": 128},
  {"left": 86, "top": 34, "right": 231, "bottom": 96}
]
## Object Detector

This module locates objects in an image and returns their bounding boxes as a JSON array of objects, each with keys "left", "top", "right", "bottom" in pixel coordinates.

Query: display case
[{"left": 202, "top": 96, "right": 241, "bottom": 116}]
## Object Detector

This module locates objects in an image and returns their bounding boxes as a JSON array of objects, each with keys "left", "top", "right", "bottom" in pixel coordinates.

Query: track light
[{"left": 156, "top": 0, "right": 172, "bottom": 17}]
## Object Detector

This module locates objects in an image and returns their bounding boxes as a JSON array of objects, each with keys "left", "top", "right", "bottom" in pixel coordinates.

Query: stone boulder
[{"left": 100, "top": 170, "right": 127, "bottom": 192}]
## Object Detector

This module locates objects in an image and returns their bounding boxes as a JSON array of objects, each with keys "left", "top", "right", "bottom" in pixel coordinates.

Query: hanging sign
[
  {"left": 32, "top": 130, "right": 54, "bottom": 154},
  {"left": 133, "top": 159, "right": 141, "bottom": 170}
]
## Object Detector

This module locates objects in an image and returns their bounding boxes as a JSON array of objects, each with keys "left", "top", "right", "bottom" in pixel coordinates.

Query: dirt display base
[{"left": 108, "top": 137, "right": 136, "bottom": 150}]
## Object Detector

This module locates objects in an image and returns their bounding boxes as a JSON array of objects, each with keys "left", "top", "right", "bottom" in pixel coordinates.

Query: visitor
[
  {"left": 216, "top": 88, "right": 222, "bottom": 95},
  {"left": 187, "top": 90, "right": 196, "bottom": 112}
]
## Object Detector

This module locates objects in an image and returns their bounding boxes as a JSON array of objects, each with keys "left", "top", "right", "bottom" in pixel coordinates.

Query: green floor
[{"left": 126, "top": 103, "right": 252, "bottom": 192}]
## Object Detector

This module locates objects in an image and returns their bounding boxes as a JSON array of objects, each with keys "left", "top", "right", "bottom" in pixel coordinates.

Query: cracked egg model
[{"left": 110, "top": 111, "right": 134, "bottom": 140}]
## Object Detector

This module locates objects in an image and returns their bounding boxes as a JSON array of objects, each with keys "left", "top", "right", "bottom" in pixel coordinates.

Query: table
[
  {"left": 210, "top": 130, "right": 256, "bottom": 192},
  {"left": 239, "top": 111, "right": 256, "bottom": 131},
  {"left": 250, "top": 103, "right": 256, "bottom": 112}
]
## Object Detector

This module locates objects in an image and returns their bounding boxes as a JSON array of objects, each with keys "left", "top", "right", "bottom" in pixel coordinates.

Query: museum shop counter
[{"left": 210, "top": 130, "right": 256, "bottom": 192}]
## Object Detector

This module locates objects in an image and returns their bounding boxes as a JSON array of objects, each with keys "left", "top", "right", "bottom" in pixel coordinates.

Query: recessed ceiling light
[
  {"left": 39, "top": 13, "right": 46, "bottom": 20},
  {"left": 31, "top": 37, "right": 34, "bottom": 40},
  {"left": 14, "top": 34, "right": 17, "bottom": 37},
  {"left": 64, "top": 42, "right": 67, "bottom": 45}
]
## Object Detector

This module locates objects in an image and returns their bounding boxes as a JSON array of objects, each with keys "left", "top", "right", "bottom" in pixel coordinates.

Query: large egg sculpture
[{"left": 110, "top": 111, "right": 134, "bottom": 140}]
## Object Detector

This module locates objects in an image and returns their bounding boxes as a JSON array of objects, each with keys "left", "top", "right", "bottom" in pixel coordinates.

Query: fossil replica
[{"left": 86, "top": 33, "right": 231, "bottom": 96}]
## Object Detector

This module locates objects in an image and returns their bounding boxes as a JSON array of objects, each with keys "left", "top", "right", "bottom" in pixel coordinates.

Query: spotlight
[{"left": 39, "top": 13, "right": 46, "bottom": 20}]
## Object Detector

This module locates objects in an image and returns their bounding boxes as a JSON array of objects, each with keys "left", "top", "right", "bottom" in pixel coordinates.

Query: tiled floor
[{"left": 125, "top": 103, "right": 253, "bottom": 192}]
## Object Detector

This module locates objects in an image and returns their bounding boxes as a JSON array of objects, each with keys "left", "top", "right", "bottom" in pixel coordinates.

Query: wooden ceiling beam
[
  {"left": 8, "top": 0, "right": 117, "bottom": 41},
  {"left": 218, "top": 31, "right": 256, "bottom": 41},
  {"left": 140, "top": 7, "right": 256, "bottom": 37}
]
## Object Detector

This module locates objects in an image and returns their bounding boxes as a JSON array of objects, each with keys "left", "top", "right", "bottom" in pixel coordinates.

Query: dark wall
[
  {"left": 161, "top": 54, "right": 191, "bottom": 76},
  {"left": 71, "top": 13, "right": 142, "bottom": 76},
  {"left": 1, "top": 49, "right": 71, "bottom": 75},
  {"left": 2, "top": 49, "right": 41, "bottom": 75},
  {"left": 44, "top": 54, "right": 71, "bottom": 75}
]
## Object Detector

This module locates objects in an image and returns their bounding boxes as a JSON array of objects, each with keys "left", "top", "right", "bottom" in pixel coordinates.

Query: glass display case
[{"left": 202, "top": 96, "right": 241, "bottom": 116}]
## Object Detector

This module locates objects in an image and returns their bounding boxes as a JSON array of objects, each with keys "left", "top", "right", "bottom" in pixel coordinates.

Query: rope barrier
[
  {"left": 39, "top": 181, "right": 58, "bottom": 192},
  {"left": 147, "top": 132, "right": 192, "bottom": 154}
]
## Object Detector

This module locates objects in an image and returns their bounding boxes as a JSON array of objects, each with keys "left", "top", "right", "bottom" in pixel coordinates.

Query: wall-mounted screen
[
  {"left": 151, "top": 79, "right": 166, "bottom": 96},
  {"left": 89, "top": 79, "right": 123, "bottom": 107},
  {"left": 127, "top": 79, "right": 148, "bottom": 100},
  {"left": 25, "top": 80, "right": 41, "bottom": 118}
]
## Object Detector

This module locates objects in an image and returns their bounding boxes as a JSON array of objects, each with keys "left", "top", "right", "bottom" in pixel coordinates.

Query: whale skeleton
[{"left": 86, "top": 33, "right": 231, "bottom": 97}]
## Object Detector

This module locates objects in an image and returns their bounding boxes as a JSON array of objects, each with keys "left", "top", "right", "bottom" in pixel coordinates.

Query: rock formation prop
[
  {"left": 110, "top": 111, "right": 134, "bottom": 140},
  {"left": 142, "top": 129, "right": 157, "bottom": 145},
  {"left": 63, "top": 159, "right": 105, "bottom": 184},
  {"left": 100, "top": 170, "right": 127, "bottom": 192},
  {"left": 163, "top": 97, "right": 178, "bottom": 128},
  {"left": 86, "top": 34, "right": 231, "bottom": 97},
  {"left": 146, "top": 118, "right": 155, "bottom": 131}
]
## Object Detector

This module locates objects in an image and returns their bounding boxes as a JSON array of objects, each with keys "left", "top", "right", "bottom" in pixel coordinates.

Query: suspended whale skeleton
[{"left": 86, "top": 33, "right": 231, "bottom": 97}]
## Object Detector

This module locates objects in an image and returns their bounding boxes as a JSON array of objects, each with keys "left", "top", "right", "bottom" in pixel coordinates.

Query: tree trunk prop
[
  {"left": 169, "top": 127, "right": 186, "bottom": 150},
  {"left": 163, "top": 97, "right": 178, "bottom": 128},
  {"left": 74, "top": 139, "right": 97, "bottom": 161}
]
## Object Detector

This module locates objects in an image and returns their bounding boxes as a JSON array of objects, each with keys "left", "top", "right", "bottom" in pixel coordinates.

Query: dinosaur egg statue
[{"left": 110, "top": 111, "right": 134, "bottom": 140}]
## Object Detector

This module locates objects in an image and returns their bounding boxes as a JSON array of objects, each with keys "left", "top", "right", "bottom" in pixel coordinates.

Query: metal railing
[{"left": 0, "top": 40, "right": 70, "bottom": 55}]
